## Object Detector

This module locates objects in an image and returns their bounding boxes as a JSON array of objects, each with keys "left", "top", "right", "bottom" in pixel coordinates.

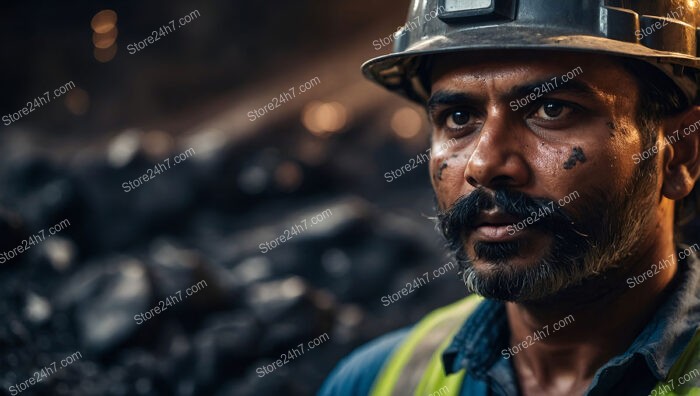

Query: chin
[
  {"left": 468, "top": 232, "right": 551, "bottom": 265},
  {"left": 471, "top": 255, "right": 544, "bottom": 273},
  {"left": 458, "top": 237, "right": 577, "bottom": 302}
]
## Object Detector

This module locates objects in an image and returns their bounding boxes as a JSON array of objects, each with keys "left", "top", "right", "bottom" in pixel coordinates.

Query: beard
[{"left": 435, "top": 164, "right": 657, "bottom": 302}]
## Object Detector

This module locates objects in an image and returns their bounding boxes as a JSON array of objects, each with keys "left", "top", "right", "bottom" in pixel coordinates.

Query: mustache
[{"left": 436, "top": 188, "right": 575, "bottom": 245}]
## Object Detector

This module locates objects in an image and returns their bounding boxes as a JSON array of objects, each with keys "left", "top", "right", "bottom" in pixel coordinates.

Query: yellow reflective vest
[{"left": 370, "top": 295, "right": 700, "bottom": 396}]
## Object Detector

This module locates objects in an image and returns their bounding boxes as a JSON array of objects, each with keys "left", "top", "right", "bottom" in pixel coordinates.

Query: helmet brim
[{"left": 362, "top": 26, "right": 700, "bottom": 103}]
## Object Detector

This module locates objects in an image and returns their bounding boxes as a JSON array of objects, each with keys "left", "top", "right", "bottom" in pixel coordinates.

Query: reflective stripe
[
  {"left": 650, "top": 329, "right": 700, "bottom": 395},
  {"left": 370, "top": 295, "right": 482, "bottom": 396},
  {"left": 413, "top": 332, "right": 466, "bottom": 396}
]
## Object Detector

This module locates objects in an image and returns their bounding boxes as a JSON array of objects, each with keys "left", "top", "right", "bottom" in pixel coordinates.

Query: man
[{"left": 320, "top": 1, "right": 700, "bottom": 395}]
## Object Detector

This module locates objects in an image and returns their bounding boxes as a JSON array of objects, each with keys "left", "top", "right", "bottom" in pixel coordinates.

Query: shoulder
[{"left": 317, "top": 326, "right": 412, "bottom": 396}]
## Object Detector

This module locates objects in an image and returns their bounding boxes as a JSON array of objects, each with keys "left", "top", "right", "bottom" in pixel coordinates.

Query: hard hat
[{"left": 362, "top": 0, "right": 700, "bottom": 104}]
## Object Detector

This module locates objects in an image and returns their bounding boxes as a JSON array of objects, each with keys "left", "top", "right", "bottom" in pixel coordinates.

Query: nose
[{"left": 464, "top": 114, "right": 530, "bottom": 189}]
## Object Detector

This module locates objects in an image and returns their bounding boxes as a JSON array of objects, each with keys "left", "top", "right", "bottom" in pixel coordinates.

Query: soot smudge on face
[
  {"left": 607, "top": 122, "right": 616, "bottom": 137},
  {"left": 435, "top": 160, "right": 449, "bottom": 181},
  {"left": 563, "top": 147, "right": 587, "bottom": 170}
]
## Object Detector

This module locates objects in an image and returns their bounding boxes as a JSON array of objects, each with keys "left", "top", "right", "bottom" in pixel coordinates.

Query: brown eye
[
  {"left": 534, "top": 102, "right": 571, "bottom": 120},
  {"left": 446, "top": 111, "right": 470, "bottom": 129}
]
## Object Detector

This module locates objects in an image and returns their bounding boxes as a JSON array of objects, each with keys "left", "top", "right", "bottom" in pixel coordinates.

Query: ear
[{"left": 662, "top": 106, "right": 700, "bottom": 200}]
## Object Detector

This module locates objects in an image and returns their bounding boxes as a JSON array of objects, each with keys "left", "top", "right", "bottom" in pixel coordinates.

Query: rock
[
  {"left": 246, "top": 277, "right": 309, "bottom": 324},
  {"left": 56, "top": 258, "right": 151, "bottom": 355},
  {"left": 0, "top": 155, "right": 85, "bottom": 243},
  {"left": 0, "top": 206, "right": 26, "bottom": 262},
  {"left": 30, "top": 237, "right": 78, "bottom": 274},
  {"left": 230, "top": 256, "right": 274, "bottom": 288},
  {"left": 24, "top": 291, "right": 52, "bottom": 325},
  {"left": 246, "top": 277, "right": 334, "bottom": 355},
  {"left": 146, "top": 239, "right": 240, "bottom": 312},
  {"left": 192, "top": 312, "right": 259, "bottom": 389}
]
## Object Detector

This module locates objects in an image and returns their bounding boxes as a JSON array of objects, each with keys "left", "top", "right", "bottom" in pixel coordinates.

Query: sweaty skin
[{"left": 426, "top": 51, "right": 700, "bottom": 396}]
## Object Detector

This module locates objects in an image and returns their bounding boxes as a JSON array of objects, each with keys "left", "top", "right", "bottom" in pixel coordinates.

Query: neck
[{"left": 505, "top": 220, "right": 679, "bottom": 395}]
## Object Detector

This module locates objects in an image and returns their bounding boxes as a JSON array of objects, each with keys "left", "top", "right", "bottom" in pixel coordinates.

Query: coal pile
[{"left": 0, "top": 131, "right": 466, "bottom": 396}]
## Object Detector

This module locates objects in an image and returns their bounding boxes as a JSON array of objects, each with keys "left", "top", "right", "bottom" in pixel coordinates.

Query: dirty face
[{"left": 429, "top": 51, "right": 660, "bottom": 302}]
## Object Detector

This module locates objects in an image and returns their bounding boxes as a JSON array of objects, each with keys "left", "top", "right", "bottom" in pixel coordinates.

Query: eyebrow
[
  {"left": 508, "top": 77, "right": 599, "bottom": 100},
  {"left": 427, "top": 92, "right": 481, "bottom": 112},
  {"left": 427, "top": 76, "right": 600, "bottom": 111}
]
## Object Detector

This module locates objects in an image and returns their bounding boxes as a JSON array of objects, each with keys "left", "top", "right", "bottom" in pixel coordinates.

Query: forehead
[{"left": 429, "top": 50, "right": 636, "bottom": 95}]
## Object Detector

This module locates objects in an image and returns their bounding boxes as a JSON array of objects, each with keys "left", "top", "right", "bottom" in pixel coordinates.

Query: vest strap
[
  {"left": 370, "top": 295, "right": 483, "bottom": 396},
  {"left": 650, "top": 329, "right": 700, "bottom": 395}
]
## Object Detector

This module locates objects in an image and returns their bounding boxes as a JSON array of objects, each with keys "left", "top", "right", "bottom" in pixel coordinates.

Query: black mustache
[{"left": 437, "top": 188, "right": 574, "bottom": 244}]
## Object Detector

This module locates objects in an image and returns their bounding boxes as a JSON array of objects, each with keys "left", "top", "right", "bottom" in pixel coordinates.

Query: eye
[
  {"left": 532, "top": 102, "right": 573, "bottom": 120},
  {"left": 445, "top": 110, "right": 471, "bottom": 129}
]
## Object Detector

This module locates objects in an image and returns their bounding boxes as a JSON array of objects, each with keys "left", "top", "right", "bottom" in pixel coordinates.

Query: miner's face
[{"left": 429, "top": 51, "right": 661, "bottom": 301}]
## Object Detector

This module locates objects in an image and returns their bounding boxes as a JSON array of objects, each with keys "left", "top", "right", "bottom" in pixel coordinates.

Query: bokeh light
[
  {"left": 91, "top": 10, "right": 117, "bottom": 34},
  {"left": 390, "top": 107, "right": 424, "bottom": 139},
  {"left": 301, "top": 101, "right": 348, "bottom": 136}
]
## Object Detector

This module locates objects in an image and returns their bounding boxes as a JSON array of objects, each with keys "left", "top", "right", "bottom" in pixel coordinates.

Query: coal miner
[{"left": 320, "top": 1, "right": 700, "bottom": 395}]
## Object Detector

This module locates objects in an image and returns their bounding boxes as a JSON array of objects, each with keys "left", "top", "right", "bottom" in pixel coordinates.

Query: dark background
[
  {"left": 0, "top": 1, "right": 470, "bottom": 395},
  {"left": 2, "top": 1, "right": 699, "bottom": 396}
]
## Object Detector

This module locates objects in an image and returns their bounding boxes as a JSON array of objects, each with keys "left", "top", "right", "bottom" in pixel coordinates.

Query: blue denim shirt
[{"left": 319, "top": 248, "right": 700, "bottom": 396}]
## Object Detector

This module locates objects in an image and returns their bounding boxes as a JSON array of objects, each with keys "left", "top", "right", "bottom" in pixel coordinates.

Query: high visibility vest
[{"left": 370, "top": 295, "right": 700, "bottom": 396}]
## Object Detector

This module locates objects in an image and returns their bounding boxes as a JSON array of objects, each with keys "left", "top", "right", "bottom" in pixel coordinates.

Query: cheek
[
  {"left": 611, "top": 120, "right": 647, "bottom": 176},
  {"left": 586, "top": 122, "right": 643, "bottom": 188},
  {"left": 531, "top": 130, "right": 636, "bottom": 197},
  {"left": 430, "top": 147, "right": 467, "bottom": 209}
]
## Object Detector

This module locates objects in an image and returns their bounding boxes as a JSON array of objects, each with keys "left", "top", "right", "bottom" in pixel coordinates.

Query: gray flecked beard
[{"left": 440, "top": 164, "right": 657, "bottom": 303}]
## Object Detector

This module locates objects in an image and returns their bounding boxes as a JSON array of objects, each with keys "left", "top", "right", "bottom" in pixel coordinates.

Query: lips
[
  {"left": 472, "top": 211, "right": 523, "bottom": 241},
  {"left": 474, "top": 211, "right": 521, "bottom": 228}
]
